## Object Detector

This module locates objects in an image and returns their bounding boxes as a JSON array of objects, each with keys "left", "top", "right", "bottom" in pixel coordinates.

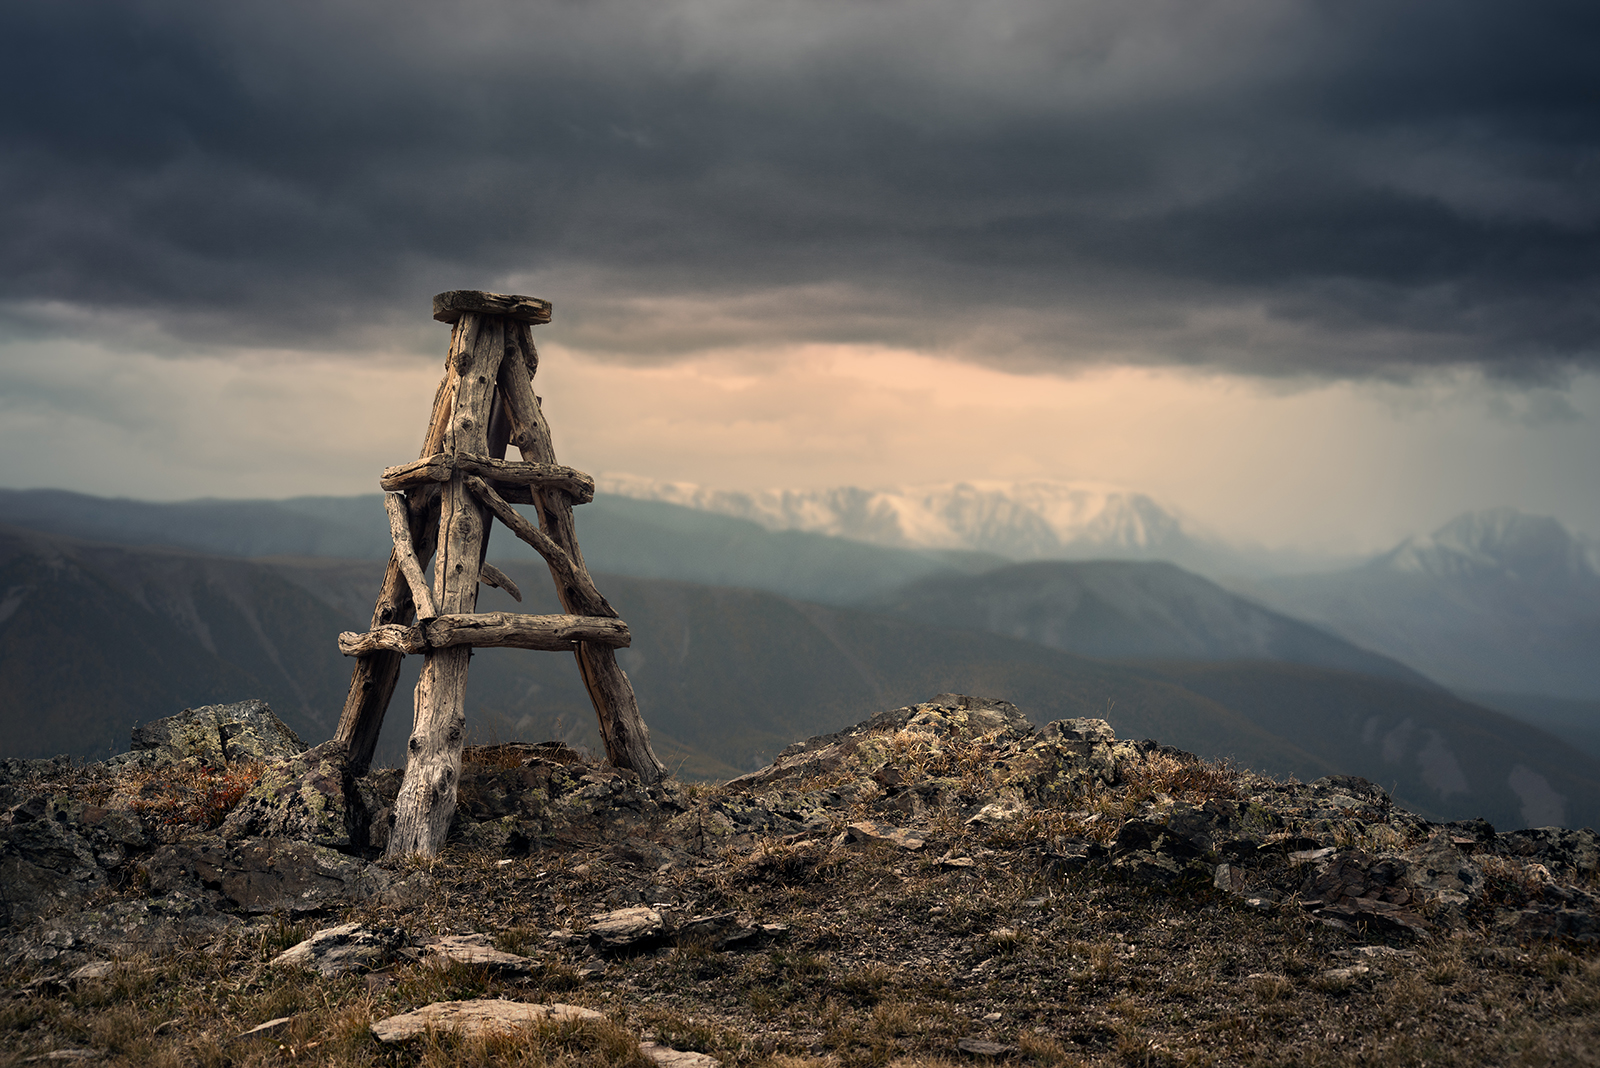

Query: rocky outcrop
[
  {"left": 3, "top": 692, "right": 1598, "bottom": 975},
  {"left": 124, "top": 700, "right": 306, "bottom": 767},
  {"left": 220, "top": 739, "right": 359, "bottom": 849}
]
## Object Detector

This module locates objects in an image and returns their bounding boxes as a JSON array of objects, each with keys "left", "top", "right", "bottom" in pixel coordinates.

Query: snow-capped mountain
[
  {"left": 596, "top": 475, "right": 1217, "bottom": 564},
  {"left": 1376, "top": 507, "right": 1600, "bottom": 587},
  {"left": 1257, "top": 509, "right": 1600, "bottom": 700}
]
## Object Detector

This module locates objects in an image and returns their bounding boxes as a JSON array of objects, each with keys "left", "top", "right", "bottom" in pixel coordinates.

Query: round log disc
[{"left": 432, "top": 290, "right": 552, "bottom": 325}]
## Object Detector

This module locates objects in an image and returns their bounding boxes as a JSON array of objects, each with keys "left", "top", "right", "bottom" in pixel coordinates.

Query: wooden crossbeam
[
  {"left": 380, "top": 453, "right": 595, "bottom": 501},
  {"left": 338, "top": 612, "right": 630, "bottom": 656}
]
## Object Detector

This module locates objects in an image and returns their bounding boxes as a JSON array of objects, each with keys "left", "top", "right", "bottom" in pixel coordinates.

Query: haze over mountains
[
  {"left": 597, "top": 474, "right": 1287, "bottom": 577},
  {"left": 1, "top": 483, "right": 1597, "bottom": 833}
]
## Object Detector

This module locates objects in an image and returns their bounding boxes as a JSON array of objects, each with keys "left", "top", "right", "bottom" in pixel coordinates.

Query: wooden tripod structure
[{"left": 334, "top": 289, "right": 665, "bottom": 857}]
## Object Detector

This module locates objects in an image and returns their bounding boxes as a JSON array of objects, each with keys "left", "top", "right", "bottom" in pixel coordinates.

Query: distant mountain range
[
  {"left": 1252, "top": 509, "right": 1600, "bottom": 702},
  {"left": 2, "top": 485, "right": 1598, "bottom": 826},
  {"left": 861, "top": 560, "right": 1432, "bottom": 686},
  {"left": 3, "top": 509, "right": 1599, "bottom": 830},
  {"left": 595, "top": 475, "right": 1307, "bottom": 577}
]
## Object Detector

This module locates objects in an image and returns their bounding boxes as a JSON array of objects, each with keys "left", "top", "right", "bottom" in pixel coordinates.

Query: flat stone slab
[
  {"left": 639, "top": 1041, "right": 722, "bottom": 1067},
  {"left": 370, "top": 1000, "right": 604, "bottom": 1043},
  {"left": 840, "top": 820, "right": 927, "bottom": 850},
  {"left": 587, "top": 906, "right": 662, "bottom": 948},
  {"left": 425, "top": 934, "right": 536, "bottom": 972}
]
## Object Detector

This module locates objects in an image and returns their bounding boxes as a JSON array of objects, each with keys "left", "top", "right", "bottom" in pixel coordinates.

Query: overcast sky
[{"left": 2, "top": 0, "right": 1597, "bottom": 552}]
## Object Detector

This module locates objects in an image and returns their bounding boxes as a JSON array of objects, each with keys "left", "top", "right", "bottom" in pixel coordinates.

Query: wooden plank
[
  {"left": 432, "top": 289, "right": 552, "bottom": 326},
  {"left": 499, "top": 322, "right": 667, "bottom": 784},
  {"left": 463, "top": 474, "right": 614, "bottom": 618},
  {"left": 388, "top": 313, "right": 507, "bottom": 858},
  {"left": 479, "top": 562, "right": 521, "bottom": 602},
  {"left": 379, "top": 453, "right": 595, "bottom": 502},
  {"left": 384, "top": 493, "right": 438, "bottom": 619},
  {"left": 335, "top": 325, "right": 462, "bottom": 772},
  {"left": 338, "top": 612, "right": 631, "bottom": 655}
]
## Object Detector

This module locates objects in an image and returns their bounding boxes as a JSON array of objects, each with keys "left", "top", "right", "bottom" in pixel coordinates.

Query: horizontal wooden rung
[
  {"left": 338, "top": 612, "right": 629, "bottom": 657},
  {"left": 380, "top": 453, "right": 595, "bottom": 503}
]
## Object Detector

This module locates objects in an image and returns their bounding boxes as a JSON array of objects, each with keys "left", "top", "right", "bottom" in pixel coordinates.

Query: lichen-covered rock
[
  {"left": 1492, "top": 826, "right": 1599, "bottom": 880},
  {"left": 127, "top": 700, "right": 305, "bottom": 767},
  {"left": 1403, "top": 832, "right": 1484, "bottom": 905},
  {"left": 221, "top": 740, "right": 353, "bottom": 849},
  {"left": 4, "top": 892, "right": 229, "bottom": 967}
]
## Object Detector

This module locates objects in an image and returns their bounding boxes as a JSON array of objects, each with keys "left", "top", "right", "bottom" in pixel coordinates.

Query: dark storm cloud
[{"left": 2, "top": 0, "right": 1597, "bottom": 377}]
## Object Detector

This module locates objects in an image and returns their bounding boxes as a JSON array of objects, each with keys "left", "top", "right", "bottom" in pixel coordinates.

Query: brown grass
[{"left": 118, "top": 761, "right": 263, "bottom": 829}]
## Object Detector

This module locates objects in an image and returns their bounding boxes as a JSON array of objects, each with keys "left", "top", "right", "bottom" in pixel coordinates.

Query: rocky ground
[{"left": 3, "top": 694, "right": 1599, "bottom": 1066}]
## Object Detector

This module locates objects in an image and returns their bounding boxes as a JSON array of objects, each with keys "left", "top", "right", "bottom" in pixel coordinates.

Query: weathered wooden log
[
  {"left": 479, "top": 562, "right": 521, "bottom": 602},
  {"left": 338, "top": 612, "right": 631, "bottom": 656},
  {"left": 433, "top": 290, "right": 552, "bottom": 325},
  {"left": 384, "top": 492, "right": 437, "bottom": 619},
  {"left": 387, "top": 313, "right": 506, "bottom": 858},
  {"left": 379, "top": 453, "right": 595, "bottom": 502},
  {"left": 335, "top": 356, "right": 457, "bottom": 772},
  {"left": 463, "top": 475, "right": 613, "bottom": 618},
  {"left": 500, "top": 323, "right": 667, "bottom": 783}
]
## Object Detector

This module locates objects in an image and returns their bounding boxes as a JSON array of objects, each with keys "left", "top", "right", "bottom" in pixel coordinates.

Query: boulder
[
  {"left": 128, "top": 700, "right": 305, "bottom": 767},
  {"left": 1404, "top": 832, "right": 1483, "bottom": 905},
  {"left": 0, "top": 818, "right": 106, "bottom": 929}
]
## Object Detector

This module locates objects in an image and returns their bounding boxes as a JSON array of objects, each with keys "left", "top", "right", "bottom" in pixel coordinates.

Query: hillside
[
  {"left": 859, "top": 559, "right": 1430, "bottom": 685},
  {"left": 1255, "top": 509, "right": 1600, "bottom": 701},
  {"left": 0, "top": 524, "right": 356, "bottom": 758},
  {"left": 4, "top": 522, "right": 1598, "bottom": 830},
  {"left": 3, "top": 698, "right": 1598, "bottom": 1067},
  {"left": 0, "top": 488, "right": 999, "bottom": 606}
]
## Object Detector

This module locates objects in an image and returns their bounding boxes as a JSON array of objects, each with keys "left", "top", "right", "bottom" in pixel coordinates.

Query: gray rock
[
  {"left": 0, "top": 818, "right": 106, "bottom": 929},
  {"left": 142, "top": 836, "right": 391, "bottom": 914},
  {"left": 5, "top": 892, "right": 230, "bottom": 966},
  {"left": 370, "top": 1000, "right": 605, "bottom": 1043},
  {"left": 129, "top": 700, "right": 305, "bottom": 767},
  {"left": 1039, "top": 718, "right": 1116, "bottom": 745},
  {"left": 271, "top": 922, "right": 411, "bottom": 977},
  {"left": 1494, "top": 827, "right": 1599, "bottom": 880},
  {"left": 220, "top": 740, "right": 354, "bottom": 849},
  {"left": 1404, "top": 832, "right": 1483, "bottom": 905}
]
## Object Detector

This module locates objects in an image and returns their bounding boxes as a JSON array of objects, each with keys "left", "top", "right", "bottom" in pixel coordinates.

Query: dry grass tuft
[
  {"left": 118, "top": 761, "right": 263, "bottom": 828},
  {"left": 1122, "top": 751, "right": 1240, "bottom": 805}
]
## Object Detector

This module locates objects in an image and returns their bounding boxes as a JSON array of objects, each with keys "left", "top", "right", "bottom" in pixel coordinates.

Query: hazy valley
[{"left": 3, "top": 483, "right": 1599, "bottom": 833}]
